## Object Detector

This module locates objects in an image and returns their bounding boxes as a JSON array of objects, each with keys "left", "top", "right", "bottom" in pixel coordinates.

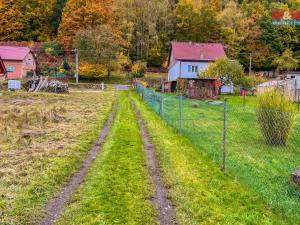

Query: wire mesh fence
[{"left": 136, "top": 83, "right": 300, "bottom": 219}]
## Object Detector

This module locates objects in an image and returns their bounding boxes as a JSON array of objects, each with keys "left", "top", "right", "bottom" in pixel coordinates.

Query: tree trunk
[{"left": 107, "top": 69, "right": 111, "bottom": 81}]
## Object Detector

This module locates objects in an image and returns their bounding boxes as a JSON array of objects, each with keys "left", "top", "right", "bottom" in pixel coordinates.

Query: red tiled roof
[
  {"left": 0, "top": 46, "right": 31, "bottom": 61},
  {"left": 170, "top": 41, "right": 227, "bottom": 62}
]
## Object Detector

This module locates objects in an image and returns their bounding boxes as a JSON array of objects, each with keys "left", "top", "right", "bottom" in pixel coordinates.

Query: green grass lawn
[
  {"left": 57, "top": 91, "right": 157, "bottom": 225},
  {"left": 136, "top": 85, "right": 300, "bottom": 222},
  {"left": 220, "top": 94, "right": 258, "bottom": 107},
  {"left": 69, "top": 72, "right": 131, "bottom": 84},
  {"left": 130, "top": 92, "right": 294, "bottom": 224},
  {"left": 0, "top": 89, "right": 116, "bottom": 224}
]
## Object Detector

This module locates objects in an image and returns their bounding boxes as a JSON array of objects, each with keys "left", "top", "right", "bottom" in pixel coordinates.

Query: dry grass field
[{"left": 0, "top": 89, "right": 115, "bottom": 224}]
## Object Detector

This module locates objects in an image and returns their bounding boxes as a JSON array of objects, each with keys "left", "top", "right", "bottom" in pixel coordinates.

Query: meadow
[
  {"left": 0, "top": 89, "right": 115, "bottom": 224},
  {"left": 137, "top": 85, "right": 300, "bottom": 222}
]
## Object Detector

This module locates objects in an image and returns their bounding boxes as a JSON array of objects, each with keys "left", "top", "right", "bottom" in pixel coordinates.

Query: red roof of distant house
[
  {"left": 169, "top": 41, "right": 227, "bottom": 64},
  {"left": 0, "top": 46, "right": 31, "bottom": 61}
]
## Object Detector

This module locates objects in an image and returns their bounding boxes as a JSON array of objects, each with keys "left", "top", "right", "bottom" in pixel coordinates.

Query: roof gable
[
  {"left": 170, "top": 41, "right": 227, "bottom": 63},
  {"left": 0, "top": 46, "right": 31, "bottom": 61}
]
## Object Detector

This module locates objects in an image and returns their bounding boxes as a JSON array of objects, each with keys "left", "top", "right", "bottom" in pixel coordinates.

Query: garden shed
[
  {"left": 177, "top": 78, "right": 220, "bottom": 99},
  {"left": 163, "top": 81, "right": 177, "bottom": 93}
]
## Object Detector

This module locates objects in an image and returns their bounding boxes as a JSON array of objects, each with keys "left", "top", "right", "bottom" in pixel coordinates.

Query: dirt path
[
  {"left": 130, "top": 98, "right": 176, "bottom": 225},
  {"left": 38, "top": 101, "right": 117, "bottom": 225},
  {"left": 115, "top": 85, "right": 129, "bottom": 91}
]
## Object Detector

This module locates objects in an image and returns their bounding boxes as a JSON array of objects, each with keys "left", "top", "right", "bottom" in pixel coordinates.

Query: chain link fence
[{"left": 136, "top": 83, "right": 300, "bottom": 220}]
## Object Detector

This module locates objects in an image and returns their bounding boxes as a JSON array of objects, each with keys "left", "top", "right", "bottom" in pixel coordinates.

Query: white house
[
  {"left": 287, "top": 72, "right": 300, "bottom": 81},
  {"left": 168, "top": 41, "right": 227, "bottom": 81}
]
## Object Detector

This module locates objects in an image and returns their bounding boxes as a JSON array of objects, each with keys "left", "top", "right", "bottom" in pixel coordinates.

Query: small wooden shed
[
  {"left": 163, "top": 81, "right": 177, "bottom": 93},
  {"left": 177, "top": 78, "right": 220, "bottom": 99}
]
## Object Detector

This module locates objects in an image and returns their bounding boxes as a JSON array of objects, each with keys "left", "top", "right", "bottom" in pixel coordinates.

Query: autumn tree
[
  {"left": 23, "top": 0, "right": 58, "bottom": 41},
  {"left": 272, "top": 49, "right": 299, "bottom": 73},
  {"left": 173, "top": 0, "right": 199, "bottom": 42},
  {"left": 221, "top": 1, "right": 248, "bottom": 58},
  {"left": 58, "top": 0, "right": 113, "bottom": 48},
  {"left": 174, "top": 1, "right": 221, "bottom": 43},
  {"left": 239, "top": 1, "right": 271, "bottom": 71},
  {"left": 0, "top": 0, "right": 26, "bottom": 41},
  {"left": 114, "top": 0, "right": 172, "bottom": 65},
  {"left": 74, "top": 25, "right": 124, "bottom": 79},
  {"left": 200, "top": 58, "right": 244, "bottom": 90},
  {"left": 131, "top": 60, "right": 147, "bottom": 85},
  {"left": 50, "top": 0, "right": 68, "bottom": 35},
  {"left": 197, "top": 4, "right": 221, "bottom": 42}
]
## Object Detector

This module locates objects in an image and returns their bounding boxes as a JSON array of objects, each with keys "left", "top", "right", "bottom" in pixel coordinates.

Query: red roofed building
[
  {"left": 0, "top": 57, "right": 7, "bottom": 78},
  {"left": 168, "top": 41, "right": 227, "bottom": 81},
  {"left": 0, "top": 46, "right": 38, "bottom": 79}
]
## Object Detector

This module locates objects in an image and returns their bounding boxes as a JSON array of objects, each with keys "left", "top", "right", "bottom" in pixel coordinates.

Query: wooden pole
[
  {"left": 221, "top": 98, "right": 228, "bottom": 172},
  {"left": 179, "top": 95, "right": 183, "bottom": 132},
  {"left": 75, "top": 49, "right": 79, "bottom": 83},
  {"left": 249, "top": 53, "right": 252, "bottom": 75}
]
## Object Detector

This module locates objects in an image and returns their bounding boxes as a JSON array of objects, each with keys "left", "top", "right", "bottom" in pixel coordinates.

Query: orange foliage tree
[{"left": 58, "top": 0, "right": 114, "bottom": 48}]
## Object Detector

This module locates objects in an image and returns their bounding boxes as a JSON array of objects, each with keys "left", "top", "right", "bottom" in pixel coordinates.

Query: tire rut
[
  {"left": 38, "top": 100, "right": 117, "bottom": 225},
  {"left": 130, "top": 97, "right": 176, "bottom": 225}
]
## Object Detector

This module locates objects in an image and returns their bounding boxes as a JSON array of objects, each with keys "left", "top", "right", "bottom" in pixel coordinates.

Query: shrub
[
  {"left": 131, "top": 61, "right": 147, "bottom": 79},
  {"left": 79, "top": 63, "right": 107, "bottom": 80},
  {"left": 200, "top": 58, "right": 244, "bottom": 88},
  {"left": 42, "top": 41, "right": 64, "bottom": 57},
  {"left": 26, "top": 70, "right": 34, "bottom": 77},
  {"left": 240, "top": 75, "right": 268, "bottom": 88},
  {"left": 147, "top": 42, "right": 167, "bottom": 67},
  {"left": 256, "top": 89, "right": 296, "bottom": 146},
  {"left": 39, "top": 64, "right": 58, "bottom": 76}
]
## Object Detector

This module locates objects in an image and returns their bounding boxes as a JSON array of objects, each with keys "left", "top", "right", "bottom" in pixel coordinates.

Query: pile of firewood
[
  {"left": 41, "top": 80, "right": 69, "bottom": 93},
  {"left": 25, "top": 77, "right": 69, "bottom": 93}
]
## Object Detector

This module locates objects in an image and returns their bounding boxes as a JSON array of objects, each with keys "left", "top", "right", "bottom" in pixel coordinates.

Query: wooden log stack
[{"left": 26, "top": 77, "right": 69, "bottom": 93}]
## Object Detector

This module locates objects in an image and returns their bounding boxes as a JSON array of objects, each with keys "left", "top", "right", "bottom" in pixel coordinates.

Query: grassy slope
[
  {"left": 139, "top": 86, "right": 300, "bottom": 220},
  {"left": 131, "top": 92, "right": 294, "bottom": 225},
  {"left": 0, "top": 90, "right": 115, "bottom": 224},
  {"left": 57, "top": 91, "right": 157, "bottom": 225}
]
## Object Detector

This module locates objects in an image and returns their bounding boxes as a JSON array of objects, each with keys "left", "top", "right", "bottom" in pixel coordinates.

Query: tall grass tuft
[{"left": 256, "top": 89, "right": 296, "bottom": 146}]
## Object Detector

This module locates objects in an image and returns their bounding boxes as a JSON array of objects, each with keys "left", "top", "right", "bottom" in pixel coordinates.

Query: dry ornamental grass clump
[{"left": 256, "top": 89, "right": 296, "bottom": 146}]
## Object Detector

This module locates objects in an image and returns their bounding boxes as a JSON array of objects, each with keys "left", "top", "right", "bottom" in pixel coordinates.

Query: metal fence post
[
  {"left": 221, "top": 98, "right": 228, "bottom": 172},
  {"left": 160, "top": 93, "right": 164, "bottom": 118},
  {"left": 297, "top": 90, "right": 300, "bottom": 112},
  {"left": 179, "top": 95, "right": 183, "bottom": 132},
  {"left": 294, "top": 79, "right": 297, "bottom": 102}
]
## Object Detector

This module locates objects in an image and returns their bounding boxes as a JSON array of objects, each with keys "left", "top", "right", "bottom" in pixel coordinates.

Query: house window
[
  {"left": 188, "top": 65, "right": 198, "bottom": 73},
  {"left": 26, "top": 58, "right": 32, "bottom": 65}
]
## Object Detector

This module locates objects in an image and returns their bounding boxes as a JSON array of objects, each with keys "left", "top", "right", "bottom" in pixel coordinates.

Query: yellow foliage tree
[
  {"left": 79, "top": 63, "right": 107, "bottom": 80},
  {"left": 0, "top": 0, "right": 26, "bottom": 41},
  {"left": 58, "top": 0, "right": 113, "bottom": 48}
]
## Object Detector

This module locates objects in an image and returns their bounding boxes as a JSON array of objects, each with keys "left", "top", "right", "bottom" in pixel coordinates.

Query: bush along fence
[{"left": 136, "top": 84, "right": 300, "bottom": 220}]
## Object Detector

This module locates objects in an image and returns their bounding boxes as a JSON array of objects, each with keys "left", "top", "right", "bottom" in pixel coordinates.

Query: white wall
[
  {"left": 181, "top": 61, "right": 209, "bottom": 78},
  {"left": 168, "top": 61, "right": 180, "bottom": 81},
  {"left": 168, "top": 61, "right": 210, "bottom": 81}
]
